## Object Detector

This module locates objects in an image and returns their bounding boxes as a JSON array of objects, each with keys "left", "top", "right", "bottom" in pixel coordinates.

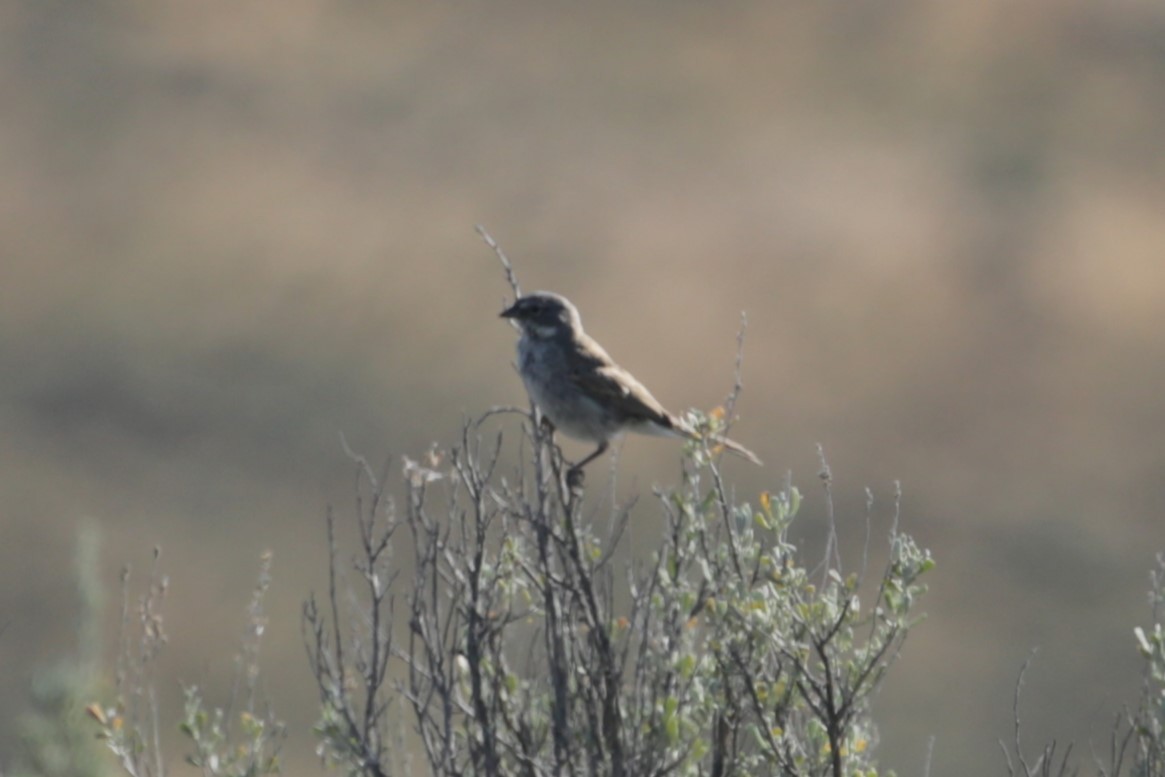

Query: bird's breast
[{"left": 515, "top": 335, "right": 612, "bottom": 443}]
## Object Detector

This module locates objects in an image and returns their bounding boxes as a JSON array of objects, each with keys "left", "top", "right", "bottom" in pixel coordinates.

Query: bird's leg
[
  {"left": 567, "top": 441, "right": 609, "bottom": 489},
  {"left": 571, "top": 441, "right": 610, "bottom": 473}
]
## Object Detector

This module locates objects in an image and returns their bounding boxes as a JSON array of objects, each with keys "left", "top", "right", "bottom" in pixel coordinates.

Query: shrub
[{"left": 304, "top": 411, "right": 932, "bottom": 777}]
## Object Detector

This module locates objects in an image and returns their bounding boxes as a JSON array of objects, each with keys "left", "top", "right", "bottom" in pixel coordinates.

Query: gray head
[{"left": 499, "top": 292, "right": 583, "bottom": 338}]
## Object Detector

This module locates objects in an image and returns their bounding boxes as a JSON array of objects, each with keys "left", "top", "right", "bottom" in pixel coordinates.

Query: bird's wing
[
  {"left": 566, "top": 334, "right": 762, "bottom": 464},
  {"left": 568, "top": 337, "right": 681, "bottom": 432}
]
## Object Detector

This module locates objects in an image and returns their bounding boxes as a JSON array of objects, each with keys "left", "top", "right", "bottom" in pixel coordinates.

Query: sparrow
[{"left": 499, "top": 291, "right": 761, "bottom": 477}]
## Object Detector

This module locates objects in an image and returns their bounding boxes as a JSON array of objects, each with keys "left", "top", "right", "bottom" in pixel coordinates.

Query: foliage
[
  {"left": 86, "top": 550, "right": 285, "bottom": 777},
  {"left": 12, "top": 415, "right": 1165, "bottom": 777},
  {"left": 7, "top": 521, "right": 114, "bottom": 777},
  {"left": 1002, "top": 553, "right": 1165, "bottom": 777},
  {"left": 1130, "top": 554, "right": 1165, "bottom": 775},
  {"left": 305, "top": 410, "right": 933, "bottom": 777}
]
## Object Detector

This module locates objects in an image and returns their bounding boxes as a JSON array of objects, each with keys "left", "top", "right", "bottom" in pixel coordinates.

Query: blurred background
[{"left": 2, "top": 0, "right": 1164, "bottom": 774}]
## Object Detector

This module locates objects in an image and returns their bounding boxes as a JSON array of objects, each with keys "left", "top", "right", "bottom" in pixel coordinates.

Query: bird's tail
[
  {"left": 708, "top": 435, "right": 763, "bottom": 466},
  {"left": 669, "top": 414, "right": 763, "bottom": 466}
]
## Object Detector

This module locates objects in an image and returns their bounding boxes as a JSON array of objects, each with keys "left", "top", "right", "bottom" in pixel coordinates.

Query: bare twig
[
  {"left": 815, "top": 444, "right": 842, "bottom": 584},
  {"left": 722, "top": 311, "right": 748, "bottom": 428},
  {"left": 476, "top": 224, "right": 522, "bottom": 300},
  {"left": 1002, "top": 649, "right": 1041, "bottom": 777},
  {"left": 339, "top": 430, "right": 381, "bottom": 490}
]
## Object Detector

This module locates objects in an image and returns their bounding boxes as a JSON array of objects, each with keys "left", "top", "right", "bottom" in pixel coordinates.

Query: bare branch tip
[{"left": 476, "top": 224, "right": 521, "bottom": 298}]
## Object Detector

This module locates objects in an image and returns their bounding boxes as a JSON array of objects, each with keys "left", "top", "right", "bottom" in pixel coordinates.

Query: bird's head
[{"left": 499, "top": 292, "right": 582, "bottom": 339}]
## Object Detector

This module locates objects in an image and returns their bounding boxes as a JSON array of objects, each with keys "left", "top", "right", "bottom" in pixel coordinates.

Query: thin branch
[
  {"left": 722, "top": 311, "right": 748, "bottom": 428},
  {"left": 815, "top": 444, "right": 842, "bottom": 584},
  {"left": 477, "top": 224, "right": 522, "bottom": 300},
  {"left": 1003, "top": 649, "right": 1041, "bottom": 777}
]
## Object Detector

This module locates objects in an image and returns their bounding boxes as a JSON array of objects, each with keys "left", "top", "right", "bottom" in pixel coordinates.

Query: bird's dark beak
[{"left": 499, "top": 301, "right": 520, "bottom": 319}]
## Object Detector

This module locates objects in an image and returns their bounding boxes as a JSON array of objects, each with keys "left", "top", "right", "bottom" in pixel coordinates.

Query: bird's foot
[
  {"left": 566, "top": 466, "right": 586, "bottom": 491},
  {"left": 539, "top": 415, "right": 556, "bottom": 436}
]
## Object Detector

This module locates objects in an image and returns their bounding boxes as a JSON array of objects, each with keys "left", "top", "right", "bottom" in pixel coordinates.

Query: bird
[{"left": 499, "top": 291, "right": 761, "bottom": 480}]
